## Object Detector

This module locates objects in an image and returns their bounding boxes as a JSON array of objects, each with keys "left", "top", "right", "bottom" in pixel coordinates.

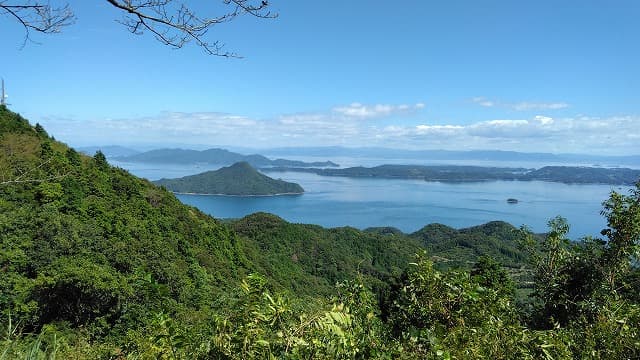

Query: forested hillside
[
  {"left": 408, "top": 221, "right": 529, "bottom": 269},
  {"left": 0, "top": 106, "right": 253, "bottom": 332},
  {"left": 230, "top": 212, "right": 423, "bottom": 296},
  {"left": 1, "top": 106, "right": 639, "bottom": 358}
]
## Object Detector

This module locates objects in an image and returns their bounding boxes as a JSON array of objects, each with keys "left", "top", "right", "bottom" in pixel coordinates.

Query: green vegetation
[
  {"left": 1, "top": 105, "right": 639, "bottom": 358},
  {"left": 408, "top": 221, "right": 529, "bottom": 269},
  {"left": 116, "top": 147, "right": 339, "bottom": 168},
  {"left": 0, "top": 106, "right": 252, "bottom": 327},
  {"left": 154, "top": 161, "right": 305, "bottom": 195},
  {"left": 268, "top": 164, "right": 640, "bottom": 185},
  {"left": 230, "top": 213, "right": 423, "bottom": 297}
]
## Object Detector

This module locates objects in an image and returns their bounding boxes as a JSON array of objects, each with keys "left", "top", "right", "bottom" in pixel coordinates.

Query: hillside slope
[
  {"left": 230, "top": 212, "right": 424, "bottom": 296},
  {"left": 0, "top": 106, "right": 252, "bottom": 332}
]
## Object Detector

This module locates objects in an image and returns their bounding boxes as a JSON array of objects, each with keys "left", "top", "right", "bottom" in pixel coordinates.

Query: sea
[{"left": 110, "top": 158, "right": 633, "bottom": 240}]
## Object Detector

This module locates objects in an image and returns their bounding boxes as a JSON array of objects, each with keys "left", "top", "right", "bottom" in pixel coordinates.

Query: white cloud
[
  {"left": 415, "top": 124, "right": 464, "bottom": 136},
  {"left": 534, "top": 115, "right": 554, "bottom": 125},
  {"left": 38, "top": 106, "right": 640, "bottom": 156},
  {"left": 512, "top": 102, "right": 569, "bottom": 111},
  {"left": 332, "top": 102, "right": 425, "bottom": 119},
  {"left": 472, "top": 97, "right": 496, "bottom": 107},
  {"left": 472, "top": 97, "right": 569, "bottom": 111}
]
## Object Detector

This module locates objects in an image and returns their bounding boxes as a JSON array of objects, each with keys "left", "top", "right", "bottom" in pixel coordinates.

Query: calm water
[{"left": 111, "top": 160, "right": 628, "bottom": 239}]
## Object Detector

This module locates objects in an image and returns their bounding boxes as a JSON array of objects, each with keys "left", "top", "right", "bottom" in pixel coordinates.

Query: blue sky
[{"left": 1, "top": 0, "right": 639, "bottom": 154}]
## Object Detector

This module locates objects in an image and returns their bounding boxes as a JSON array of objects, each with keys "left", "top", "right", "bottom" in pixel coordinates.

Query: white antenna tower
[{"left": 1, "top": 78, "right": 6, "bottom": 106}]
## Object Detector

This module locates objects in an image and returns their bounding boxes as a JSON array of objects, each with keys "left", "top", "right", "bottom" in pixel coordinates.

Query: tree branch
[
  {"left": 1, "top": 0, "right": 276, "bottom": 56},
  {"left": 0, "top": 1, "right": 75, "bottom": 48},
  {"left": 104, "top": 0, "right": 277, "bottom": 57}
]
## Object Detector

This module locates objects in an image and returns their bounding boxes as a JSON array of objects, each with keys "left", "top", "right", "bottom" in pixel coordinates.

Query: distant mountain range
[
  {"left": 154, "top": 162, "right": 305, "bottom": 196},
  {"left": 113, "top": 148, "right": 339, "bottom": 168},
  {"left": 260, "top": 146, "right": 640, "bottom": 167},
  {"left": 82, "top": 145, "right": 640, "bottom": 168},
  {"left": 265, "top": 164, "right": 640, "bottom": 185}
]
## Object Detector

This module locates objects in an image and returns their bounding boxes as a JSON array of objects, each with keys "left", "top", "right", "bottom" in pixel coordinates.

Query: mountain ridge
[{"left": 115, "top": 147, "right": 339, "bottom": 168}]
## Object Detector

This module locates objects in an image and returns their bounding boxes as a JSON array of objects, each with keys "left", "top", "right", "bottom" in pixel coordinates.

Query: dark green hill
[
  {"left": 116, "top": 147, "right": 339, "bottom": 168},
  {"left": 154, "top": 161, "right": 304, "bottom": 195},
  {"left": 228, "top": 214, "right": 534, "bottom": 298},
  {"left": 410, "top": 221, "right": 528, "bottom": 269},
  {"left": 231, "top": 213, "right": 423, "bottom": 296},
  {"left": 364, "top": 226, "right": 405, "bottom": 237}
]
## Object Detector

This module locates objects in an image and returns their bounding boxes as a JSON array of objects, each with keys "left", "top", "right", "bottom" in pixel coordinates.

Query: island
[
  {"left": 154, "top": 162, "right": 305, "bottom": 196},
  {"left": 264, "top": 165, "right": 640, "bottom": 185}
]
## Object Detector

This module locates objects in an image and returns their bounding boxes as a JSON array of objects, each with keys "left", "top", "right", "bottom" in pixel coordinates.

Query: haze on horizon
[{"left": 2, "top": 1, "right": 639, "bottom": 156}]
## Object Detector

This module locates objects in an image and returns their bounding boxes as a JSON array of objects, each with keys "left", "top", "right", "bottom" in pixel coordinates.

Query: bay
[{"left": 110, "top": 160, "right": 626, "bottom": 239}]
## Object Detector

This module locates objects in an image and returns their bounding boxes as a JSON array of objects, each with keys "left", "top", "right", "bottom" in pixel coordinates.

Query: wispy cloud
[
  {"left": 332, "top": 102, "right": 425, "bottom": 119},
  {"left": 472, "top": 97, "right": 569, "bottom": 111},
  {"left": 511, "top": 102, "right": 569, "bottom": 111},
  {"left": 38, "top": 104, "right": 639, "bottom": 155},
  {"left": 471, "top": 97, "right": 496, "bottom": 108}
]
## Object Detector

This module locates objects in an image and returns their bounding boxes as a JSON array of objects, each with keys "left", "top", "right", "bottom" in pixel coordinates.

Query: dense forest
[
  {"left": 154, "top": 162, "right": 305, "bottom": 196},
  {"left": 267, "top": 164, "right": 640, "bottom": 185},
  {"left": 1, "top": 105, "right": 639, "bottom": 358}
]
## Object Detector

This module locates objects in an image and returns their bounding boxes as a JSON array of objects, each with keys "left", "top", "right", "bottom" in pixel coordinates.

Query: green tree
[
  {"left": 92, "top": 150, "right": 108, "bottom": 170},
  {"left": 522, "top": 183, "right": 640, "bottom": 332},
  {"left": 34, "top": 123, "right": 48, "bottom": 138},
  {"left": 600, "top": 182, "right": 640, "bottom": 291},
  {"left": 471, "top": 255, "right": 515, "bottom": 300}
]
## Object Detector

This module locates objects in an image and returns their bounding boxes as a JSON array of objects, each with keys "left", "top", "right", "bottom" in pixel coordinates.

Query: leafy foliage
[{"left": 0, "top": 106, "right": 251, "bottom": 336}]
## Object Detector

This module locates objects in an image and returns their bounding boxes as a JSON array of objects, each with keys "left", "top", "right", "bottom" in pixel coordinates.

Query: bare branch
[
  {"left": 104, "top": 0, "right": 277, "bottom": 57},
  {"left": 0, "top": 1, "right": 75, "bottom": 48},
  {"left": 0, "top": 156, "right": 70, "bottom": 185},
  {"left": 1, "top": 0, "right": 276, "bottom": 56},
  {"left": 0, "top": 173, "right": 68, "bottom": 185}
]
